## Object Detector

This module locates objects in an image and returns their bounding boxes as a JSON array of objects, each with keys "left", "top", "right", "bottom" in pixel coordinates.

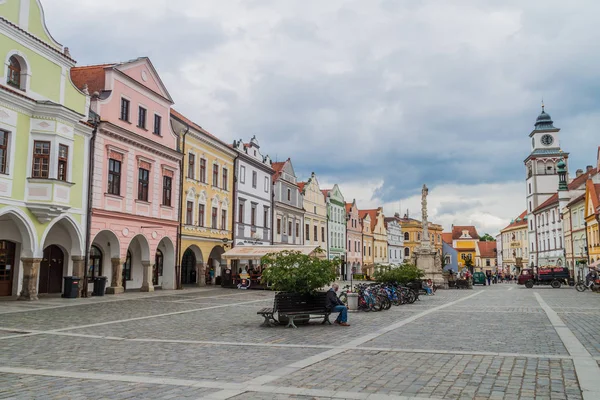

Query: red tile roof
[
  {"left": 298, "top": 182, "right": 306, "bottom": 192},
  {"left": 441, "top": 232, "right": 452, "bottom": 244},
  {"left": 345, "top": 202, "right": 353, "bottom": 213},
  {"left": 587, "top": 180, "right": 600, "bottom": 214},
  {"left": 272, "top": 161, "right": 285, "bottom": 183},
  {"left": 170, "top": 109, "right": 230, "bottom": 148},
  {"left": 70, "top": 64, "right": 112, "bottom": 94},
  {"left": 477, "top": 241, "right": 497, "bottom": 258},
  {"left": 535, "top": 193, "right": 558, "bottom": 212},
  {"left": 502, "top": 210, "right": 528, "bottom": 231},
  {"left": 321, "top": 189, "right": 331, "bottom": 198},
  {"left": 359, "top": 209, "right": 382, "bottom": 231},
  {"left": 451, "top": 225, "right": 480, "bottom": 240},
  {"left": 533, "top": 168, "right": 598, "bottom": 214}
]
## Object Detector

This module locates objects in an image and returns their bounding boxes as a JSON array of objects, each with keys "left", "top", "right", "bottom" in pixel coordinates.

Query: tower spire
[{"left": 541, "top": 98, "right": 545, "bottom": 112}]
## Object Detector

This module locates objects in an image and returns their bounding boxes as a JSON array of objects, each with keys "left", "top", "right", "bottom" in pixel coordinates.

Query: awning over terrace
[{"left": 222, "top": 245, "right": 322, "bottom": 261}]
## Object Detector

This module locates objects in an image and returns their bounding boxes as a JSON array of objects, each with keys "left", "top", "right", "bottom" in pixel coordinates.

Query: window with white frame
[
  {"left": 0, "top": 130, "right": 9, "bottom": 174},
  {"left": 240, "top": 165, "right": 245, "bottom": 183}
]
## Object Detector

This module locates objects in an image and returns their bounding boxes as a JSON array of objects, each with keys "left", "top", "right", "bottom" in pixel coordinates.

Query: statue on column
[{"left": 421, "top": 184, "right": 430, "bottom": 248}]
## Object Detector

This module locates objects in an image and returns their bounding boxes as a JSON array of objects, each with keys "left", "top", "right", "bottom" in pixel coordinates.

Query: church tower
[{"left": 524, "top": 105, "right": 568, "bottom": 267}]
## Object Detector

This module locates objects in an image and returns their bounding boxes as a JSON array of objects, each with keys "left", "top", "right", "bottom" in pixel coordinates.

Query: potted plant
[{"left": 261, "top": 249, "right": 339, "bottom": 325}]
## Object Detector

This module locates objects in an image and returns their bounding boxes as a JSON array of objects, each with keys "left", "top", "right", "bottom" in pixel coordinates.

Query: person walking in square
[{"left": 326, "top": 284, "right": 350, "bottom": 326}]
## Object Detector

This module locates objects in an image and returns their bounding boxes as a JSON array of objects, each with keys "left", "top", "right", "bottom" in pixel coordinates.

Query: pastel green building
[{"left": 0, "top": 0, "right": 93, "bottom": 299}]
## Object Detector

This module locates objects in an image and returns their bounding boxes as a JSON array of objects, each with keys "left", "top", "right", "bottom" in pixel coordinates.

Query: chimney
[
  {"left": 586, "top": 165, "right": 593, "bottom": 173},
  {"left": 576, "top": 169, "right": 583, "bottom": 177}
]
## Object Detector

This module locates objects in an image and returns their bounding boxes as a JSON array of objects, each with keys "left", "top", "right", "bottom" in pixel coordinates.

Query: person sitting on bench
[{"left": 326, "top": 284, "right": 350, "bottom": 326}]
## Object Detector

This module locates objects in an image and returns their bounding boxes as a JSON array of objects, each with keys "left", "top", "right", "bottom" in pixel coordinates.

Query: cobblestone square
[{"left": 1, "top": 285, "right": 599, "bottom": 399}]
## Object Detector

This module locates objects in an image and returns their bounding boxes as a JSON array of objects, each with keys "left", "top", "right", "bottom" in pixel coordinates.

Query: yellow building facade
[
  {"left": 360, "top": 211, "right": 375, "bottom": 276},
  {"left": 171, "top": 110, "right": 236, "bottom": 285},
  {"left": 398, "top": 216, "right": 443, "bottom": 260},
  {"left": 584, "top": 179, "right": 600, "bottom": 266},
  {"left": 500, "top": 211, "right": 528, "bottom": 274},
  {"left": 362, "top": 208, "right": 388, "bottom": 267},
  {"left": 451, "top": 226, "right": 479, "bottom": 270}
]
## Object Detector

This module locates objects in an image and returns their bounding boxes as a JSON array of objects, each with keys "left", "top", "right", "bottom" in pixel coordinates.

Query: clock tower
[{"left": 524, "top": 105, "right": 568, "bottom": 267}]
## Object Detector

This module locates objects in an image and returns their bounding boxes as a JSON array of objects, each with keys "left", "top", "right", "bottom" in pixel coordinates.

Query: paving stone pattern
[
  {"left": 273, "top": 350, "right": 582, "bottom": 400},
  {"left": 0, "top": 374, "right": 218, "bottom": 399},
  {"left": 2, "top": 334, "right": 322, "bottom": 383},
  {"left": 363, "top": 311, "right": 568, "bottom": 355},
  {"left": 0, "top": 285, "right": 595, "bottom": 399}
]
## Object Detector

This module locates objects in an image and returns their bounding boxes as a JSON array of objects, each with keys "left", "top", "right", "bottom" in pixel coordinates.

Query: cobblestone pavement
[{"left": 0, "top": 285, "right": 599, "bottom": 399}]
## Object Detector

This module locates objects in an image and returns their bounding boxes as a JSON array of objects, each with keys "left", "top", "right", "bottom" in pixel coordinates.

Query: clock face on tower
[{"left": 541, "top": 134, "right": 554, "bottom": 146}]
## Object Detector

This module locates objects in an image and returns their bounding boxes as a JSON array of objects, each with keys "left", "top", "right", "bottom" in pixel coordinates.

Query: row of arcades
[{"left": 0, "top": 207, "right": 225, "bottom": 300}]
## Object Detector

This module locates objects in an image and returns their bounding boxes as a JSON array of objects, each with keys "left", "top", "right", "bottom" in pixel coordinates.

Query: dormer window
[{"left": 7, "top": 56, "right": 21, "bottom": 89}]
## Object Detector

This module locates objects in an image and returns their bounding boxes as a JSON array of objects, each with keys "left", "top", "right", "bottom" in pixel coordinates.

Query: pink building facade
[
  {"left": 71, "top": 58, "right": 181, "bottom": 293},
  {"left": 345, "top": 199, "right": 363, "bottom": 273}
]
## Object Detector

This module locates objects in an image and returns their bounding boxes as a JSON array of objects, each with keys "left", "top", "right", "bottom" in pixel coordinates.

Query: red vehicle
[
  {"left": 520, "top": 267, "right": 573, "bottom": 288},
  {"left": 518, "top": 269, "right": 533, "bottom": 285}
]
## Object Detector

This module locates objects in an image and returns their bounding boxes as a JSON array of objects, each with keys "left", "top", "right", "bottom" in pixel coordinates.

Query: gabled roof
[
  {"left": 298, "top": 182, "right": 306, "bottom": 193},
  {"left": 71, "top": 57, "right": 174, "bottom": 104},
  {"left": 272, "top": 161, "right": 286, "bottom": 184},
  {"left": 502, "top": 210, "right": 528, "bottom": 231},
  {"left": 586, "top": 179, "right": 600, "bottom": 216},
  {"left": 321, "top": 189, "right": 331, "bottom": 198},
  {"left": 345, "top": 202, "right": 353, "bottom": 213},
  {"left": 70, "top": 64, "right": 111, "bottom": 95},
  {"left": 451, "top": 225, "right": 480, "bottom": 240},
  {"left": 477, "top": 241, "right": 497, "bottom": 258},
  {"left": 441, "top": 233, "right": 452, "bottom": 244},
  {"left": 359, "top": 209, "right": 382, "bottom": 231},
  {"left": 566, "top": 193, "right": 586, "bottom": 208},
  {"left": 170, "top": 109, "right": 229, "bottom": 148}
]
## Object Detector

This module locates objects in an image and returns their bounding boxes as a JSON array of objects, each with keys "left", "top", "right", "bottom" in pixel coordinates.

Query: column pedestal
[
  {"left": 106, "top": 258, "right": 124, "bottom": 294},
  {"left": 19, "top": 258, "right": 42, "bottom": 301},
  {"left": 197, "top": 263, "right": 206, "bottom": 287},
  {"left": 71, "top": 256, "right": 86, "bottom": 298},
  {"left": 140, "top": 261, "right": 154, "bottom": 292}
]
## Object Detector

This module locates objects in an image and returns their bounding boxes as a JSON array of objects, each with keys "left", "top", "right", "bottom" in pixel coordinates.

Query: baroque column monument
[{"left": 411, "top": 184, "right": 446, "bottom": 287}]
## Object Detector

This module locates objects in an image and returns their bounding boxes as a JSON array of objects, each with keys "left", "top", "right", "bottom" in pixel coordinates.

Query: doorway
[
  {"left": 39, "top": 245, "right": 64, "bottom": 294},
  {"left": 153, "top": 249, "right": 163, "bottom": 286},
  {"left": 181, "top": 249, "right": 196, "bottom": 284},
  {"left": 0, "top": 241, "right": 16, "bottom": 296}
]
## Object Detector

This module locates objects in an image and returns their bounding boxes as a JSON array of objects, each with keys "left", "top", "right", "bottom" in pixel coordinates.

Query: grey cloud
[{"left": 43, "top": 0, "right": 600, "bottom": 228}]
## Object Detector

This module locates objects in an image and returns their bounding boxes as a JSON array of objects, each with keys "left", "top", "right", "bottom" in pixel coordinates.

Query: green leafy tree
[
  {"left": 374, "top": 263, "right": 424, "bottom": 284},
  {"left": 480, "top": 233, "right": 496, "bottom": 242},
  {"left": 260, "top": 250, "right": 338, "bottom": 294}
]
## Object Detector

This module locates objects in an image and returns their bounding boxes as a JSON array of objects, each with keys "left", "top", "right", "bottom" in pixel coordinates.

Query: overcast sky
[{"left": 44, "top": 0, "right": 600, "bottom": 235}]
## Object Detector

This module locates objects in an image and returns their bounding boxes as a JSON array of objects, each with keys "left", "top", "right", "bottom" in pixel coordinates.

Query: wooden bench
[{"left": 257, "top": 292, "right": 332, "bottom": 328}]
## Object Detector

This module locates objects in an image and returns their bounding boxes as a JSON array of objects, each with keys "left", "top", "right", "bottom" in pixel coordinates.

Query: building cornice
[{"left": 99, "top": 121, "right": 182, "bottom": 163}]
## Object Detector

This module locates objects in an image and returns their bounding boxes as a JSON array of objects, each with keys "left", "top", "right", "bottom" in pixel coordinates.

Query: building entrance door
[
  {"left": 39, "top": 245, "right": 64, "bottom": 294},
  {"left": 0, "top": 241, "right": 16, "bottom": 296},
  {"left": 181, "top": 249, "right": 196, "bottom": 284}
]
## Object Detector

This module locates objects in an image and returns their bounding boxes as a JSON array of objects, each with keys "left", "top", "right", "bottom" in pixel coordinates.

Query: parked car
[{"left": 472, "top": 271, "right": 487, "bottom": 285}]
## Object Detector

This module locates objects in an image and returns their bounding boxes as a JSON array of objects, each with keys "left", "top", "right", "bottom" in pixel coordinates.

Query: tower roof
[{"left": 534, "top": 105, "right": 556, "bottom": 130}]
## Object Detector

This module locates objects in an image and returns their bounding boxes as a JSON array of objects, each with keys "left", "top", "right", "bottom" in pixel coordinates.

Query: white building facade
[
  {"left": 232, "top": 137, "right": 273, "bottom": 253},
  {"left": 385, "top": 215, "right": 404, "bottom": 266},
  {"left": 524, "top": 107, "right": 568, "bottom": 267},
  {"left": 324, "top": 185, "right": 346, "bottom": 263},
  {"left": 272, "top": 158, "right": 304, "bottom": 245}
]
